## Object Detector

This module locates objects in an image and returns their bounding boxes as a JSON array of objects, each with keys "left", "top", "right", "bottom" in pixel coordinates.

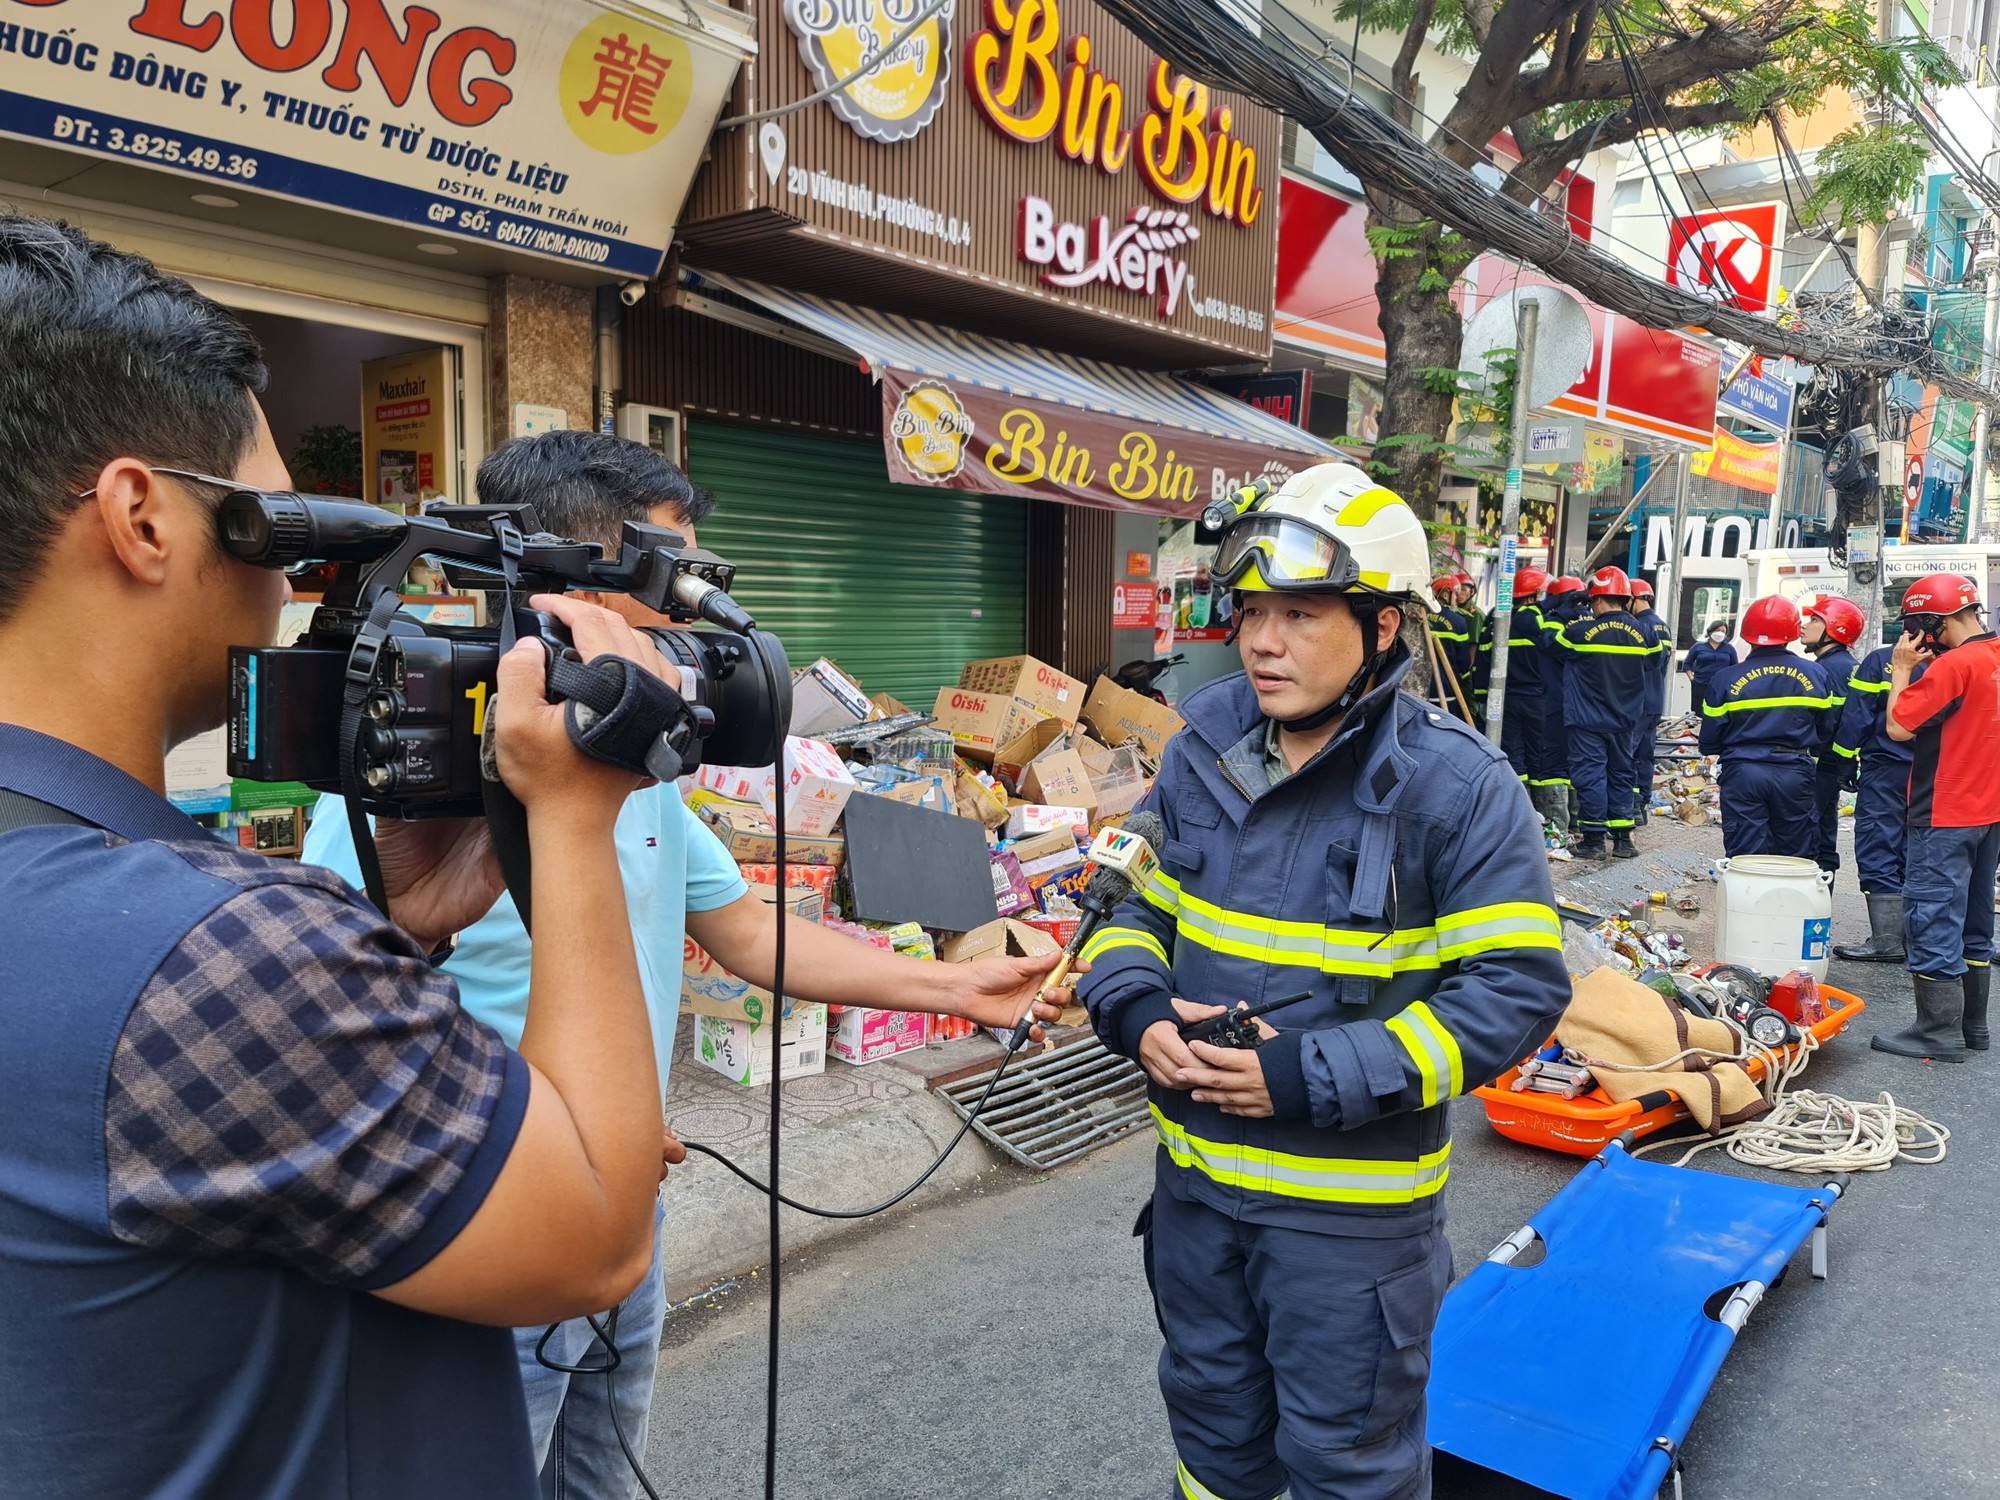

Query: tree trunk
[{"left": 1366, "top": 207, "right": 1473, "bottom": 525}]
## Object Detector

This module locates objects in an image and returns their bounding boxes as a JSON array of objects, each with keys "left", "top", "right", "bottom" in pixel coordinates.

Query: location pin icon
[{"left": 759, "top": 122, "right": 786, "bottom": 186}]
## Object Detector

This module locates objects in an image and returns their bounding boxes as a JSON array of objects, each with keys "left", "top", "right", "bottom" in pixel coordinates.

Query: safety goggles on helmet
[{"left": 1214, "top": 515, "right": 1363, "bottom": 593}]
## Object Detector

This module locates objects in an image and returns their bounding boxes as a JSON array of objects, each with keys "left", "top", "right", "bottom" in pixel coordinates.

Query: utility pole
[
  {"left": 1856, "top": 0, "right": 1897, "bottom": 647},
  {"left": 1969, "top": 235, "right": 2000, "bottom": 542},
  {"left": 1483, "top": 299, "right": 1539, "bottom": 747},
  {"left": 1655, "top": 456, "right": 1693, "bottom": 648}
]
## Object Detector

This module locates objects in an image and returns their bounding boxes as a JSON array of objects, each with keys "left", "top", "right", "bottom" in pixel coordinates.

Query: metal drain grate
[{"left": 937, "top": 1034, "right": 1153, "bottom": 1170}]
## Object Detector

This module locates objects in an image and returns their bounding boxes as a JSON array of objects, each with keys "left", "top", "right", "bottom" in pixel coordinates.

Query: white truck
[{"left": 1661, "top": 543, "right": 2000, "bottom": 718}]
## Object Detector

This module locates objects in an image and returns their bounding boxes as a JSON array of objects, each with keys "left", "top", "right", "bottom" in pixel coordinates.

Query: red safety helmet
[
  {"left": 1628, "top": 578, "right": 1655, "bottom": 600},
  {"left": 1547, "top": 575, "right": 1585, "bottom": 595},
  {"left": 1801, "top": 593, "right": 1864, "bottom": 646},
  {"left": 1587, "top": 566, "right": 1632, "bottom": 599},
  {"left": 1900, "top": 572, "right": 1982, "bottom": 620},
  {"left": 1513, "top": 565, "right": 1549, "bottom": 597},
  {"left": 1742, "top": 594, "right": 1802, "bottom": 646}
]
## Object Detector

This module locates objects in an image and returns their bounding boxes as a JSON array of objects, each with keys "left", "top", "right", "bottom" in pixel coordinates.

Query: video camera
[{"left": 222, "top": 492, "right": 790, "bottom": 822}]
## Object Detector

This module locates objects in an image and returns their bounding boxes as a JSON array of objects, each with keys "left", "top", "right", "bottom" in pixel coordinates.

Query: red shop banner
[{"left": 879, "top": 370, "right": 1318, "bottom": 517}]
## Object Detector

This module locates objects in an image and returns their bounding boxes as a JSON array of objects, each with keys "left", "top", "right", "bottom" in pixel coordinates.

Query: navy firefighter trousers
[
  {"left": 1853, "top": 758, "right": 1910, "bottom": 896},
  {"left": 1140, "top": 1188, "right": 1451, "bottom": 1500},
  {"left": 1904, "top": 822, "right": 2000, "bottom": 979},
  {"left": 1719, "top": 756, "right": 1817, "bottom": 859},
  {"left": 1570, "top": 727, "right": 1635, "bottom": 832}
]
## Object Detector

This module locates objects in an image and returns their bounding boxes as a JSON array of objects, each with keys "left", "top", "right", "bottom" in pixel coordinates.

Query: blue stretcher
[{"left": 1428, "top": 1135, "right": 1848, "bottom": 1499}]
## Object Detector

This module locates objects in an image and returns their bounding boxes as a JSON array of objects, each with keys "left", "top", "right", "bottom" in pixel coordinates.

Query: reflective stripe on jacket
[
  {"left": 1697, "top": 646, "right": 1835, "bottom": 762},
  {"left": 1833, "top": 646, "right": 1922, "bottom": 766},
  {"left": 1503, "top": 602, "right": 1547, "bottom": 696},
  {"left": 1428, "top": 607, "right": 1475, "bottom": 694},
  {"left": 1077, "top": 646, "right": 1569, "bottom": 1236},
  {"left": 1557, "top": 609, "right": 1658, "bottom": 733}
]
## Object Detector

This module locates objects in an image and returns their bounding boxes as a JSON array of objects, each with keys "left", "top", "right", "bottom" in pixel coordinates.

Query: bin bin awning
[{"left": 683, "top": 269, "right": 1340, "bottom": 517}]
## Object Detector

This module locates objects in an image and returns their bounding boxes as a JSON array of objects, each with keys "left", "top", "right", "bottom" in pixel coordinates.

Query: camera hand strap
[{"left": 338, "top": 590, "right": 407, "bottom": 919}]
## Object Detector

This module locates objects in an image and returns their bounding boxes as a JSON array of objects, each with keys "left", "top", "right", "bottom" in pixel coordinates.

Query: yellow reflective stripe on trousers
[
  {"left": 1702, "top": 695, "right": 1835, "bottom": 715},
  {"left": 1384, "top": 999, "right": 1463, "bottom": 1107},
  {"left": 1151, "top": 1104, "right": 1451, "bottom": 1203},
  {"left": 1832, "top": 742, "right": 1859, "bottom": 760},
  {"left": 1177, "top": 1460, "right": 1280, "bottom": 1500},
  {"left": 1081, "top": 926, "right": 1169, "bottom": 967},
  {"left": 1435, "top": 900, "right": 1563, "bottom": 960}
]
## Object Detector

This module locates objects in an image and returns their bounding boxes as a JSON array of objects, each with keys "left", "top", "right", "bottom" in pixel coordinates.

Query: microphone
[{"left": 1005, "top": 811, "right": 1165, "bottom": 1054}]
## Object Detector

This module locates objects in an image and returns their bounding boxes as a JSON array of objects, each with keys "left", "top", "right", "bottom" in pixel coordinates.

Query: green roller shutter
[{"left": 686, "top": 420, "right": 1028, "bottom": 708}]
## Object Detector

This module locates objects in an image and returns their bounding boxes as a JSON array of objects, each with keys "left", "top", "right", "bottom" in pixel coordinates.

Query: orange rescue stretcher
[{"left": 1475, "top": 983, "right": 1868, "bottom": 1157}]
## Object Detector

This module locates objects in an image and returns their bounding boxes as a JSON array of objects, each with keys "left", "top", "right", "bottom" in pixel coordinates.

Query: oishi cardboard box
[
  {"left": 693, "top": 1004, "right": 828, "bottom": 1086},
  {"left": 958, "top": 655, "right": 1084, "bottom": 726},
  {"left": 1080, "top": 677, "right": 1186, "bottom": 759},
  {"left": 680, "top": 886, "right": 824, "bottom": 1024},
  {"left": 931, "top": 686, "right": 1048, "bottom": 763}
]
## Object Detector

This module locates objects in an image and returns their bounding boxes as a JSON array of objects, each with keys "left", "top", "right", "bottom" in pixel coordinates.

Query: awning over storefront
[{"left": 684, "top": 270, "right": 1341, "bottom": 517}]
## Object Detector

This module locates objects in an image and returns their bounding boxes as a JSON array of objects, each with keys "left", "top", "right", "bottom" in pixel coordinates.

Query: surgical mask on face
[{"left": 1708, "top": 631, "right": 1726, "bottom": 643}]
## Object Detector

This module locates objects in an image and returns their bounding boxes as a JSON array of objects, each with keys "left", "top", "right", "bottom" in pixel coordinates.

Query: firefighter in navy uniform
[
  {"left": 1533, "top": 576, "right": 1588, "bottom": 834},
  {"left": 1697, "top": 596, "right": 1836, "bottom": 859},
  {"left": 1625, "top": 579, "right": 1675, "bottom": 827},
  {"left": 1799, "top": 595, "right": 1863, "bottom": 873},
  {"left": 1874, "top": 573, "right": 2000, "bottom": 1062},
  {"left": 1427, "top": 574, "right": 1476, "bottom": 720},
  {"left": 1556, "top": 567, "right": 1655, "bottom": 859},
  {"left": 1078, "top": 463, "right": 1568, "bottom": 1500},
  {"left": 1498, "top": 565, "right": 1552, "bottom": 787},
  {"left": 1830, "top": 637, "right": 1926, "bottom": 963}
]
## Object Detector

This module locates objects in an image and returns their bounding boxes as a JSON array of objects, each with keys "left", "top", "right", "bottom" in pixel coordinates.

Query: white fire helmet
[{"left": 1209, "top": 462, "right": 1430, "bottom": 603}]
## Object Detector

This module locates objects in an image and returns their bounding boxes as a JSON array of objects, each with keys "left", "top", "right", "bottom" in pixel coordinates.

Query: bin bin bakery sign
[
  {"left": 0, "top": 0, "right": 753, "bottom": 277},
  {"left": 684, "top": 0, "right": 1280, "bottom": 361}
]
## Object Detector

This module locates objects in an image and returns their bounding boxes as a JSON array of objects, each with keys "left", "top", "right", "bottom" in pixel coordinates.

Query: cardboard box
[
  {"left": 698, "top": 799, "right": 847, "bottom": 867},
  {"left": 1080, "top": 677, "right": 1187, "bottom": 759},
  {"left": 869, "top": 692, "right": 912, "bottom": 718},
  {"left": 939, "top": 916, "right": 1064, "bottom": 966},
  {"left": 681, "top": 885, "right": 825, "bottom": 1024},
  {"left": 1021, "top": 748, "right": 1096, "bottom": 813},
  {"left": 1089, "top": 778, "right": 1151, "bottom": 828},
  {"left": 1005, "top": 804, "right": 1091, "bottom": 841},
  {"left": 693, "top": 1004, "right": 828, "bottom": 1086},
  {"left": 992, "top": 718, "right": 1070, "bottom": 794},
  {"left": 790, "top": 657, "right": 873, "bottom": 738},
  {"left": 1010, "top": 827, "right": 1083, "bottom": 864},
  {"left": 872, "top": 775, "right": 948, "bottom": 811},
  {"left": 696, "top": 738, "right": 858, "bottom": 838},
  {"left": 740, "top": 861, "right": 842, "bottom": 905},
  {"left": 828, "top": 1006, "right": 929, "bottom": 1065},
  {"left": 959, "top": 655, "right": 1084, "bottom": 726},
  {"left": 1030, "top": 862, "right": 1095, "bottom": 912},
  {"left": 932, "top": 686, "right": 1049, "bottom": 763},
  {"left": 952, "top": 765, "right": 1011, "bottom": 828},
  {"left": 991, "top": 851, "right": 1035, "bottom": 916},
  {"left": 1018, "top": 846, "right": 1085, "bottom": 881}
]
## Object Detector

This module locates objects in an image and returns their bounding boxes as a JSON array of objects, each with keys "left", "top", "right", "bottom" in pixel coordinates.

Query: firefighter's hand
[
  {"left": 1138, "top": 1000, "right": 1216, "bottom": 1090},
  {"left": 1183, "top": 1040, "right": 1275, "bottom": 1118}
]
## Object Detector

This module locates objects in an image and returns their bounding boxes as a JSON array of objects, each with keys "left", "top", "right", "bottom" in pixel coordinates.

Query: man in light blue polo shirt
[{"left": 307, "top": 432, "right": 1064, "bottom": 1499}]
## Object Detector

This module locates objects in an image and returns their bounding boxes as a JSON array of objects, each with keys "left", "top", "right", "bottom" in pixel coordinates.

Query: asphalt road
[{"left": 644, "top": 954, "right": 2000, "bottom": 1500}]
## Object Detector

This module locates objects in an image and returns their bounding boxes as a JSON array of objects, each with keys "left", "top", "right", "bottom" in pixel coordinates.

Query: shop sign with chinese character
[{"left": 0, "top": 0, "right": 753, "bottom": 276}]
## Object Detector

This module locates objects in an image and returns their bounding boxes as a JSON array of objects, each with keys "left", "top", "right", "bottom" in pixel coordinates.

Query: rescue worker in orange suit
[
  {"left": 1078, "top": 463, "right": 1568, "bottom": 1500},
  {"left": 1555, "top": 567, "right": 1655, "bottom": 859},
  {"left": 1697, "top": 596, "right": 1836, "bottom": 860},
  {"left": 1498, "top": 565, "right": 1551, "bottom": 788},
  {"left": 1625, "top": 578, "right": 1675, "bottom": 827},
  {"left": 1873, "top": 574, "right": 2000, "bottom": 1062},
  {"left": 1534, "top": 576, "right": 1589, "bottom": 835},
  {"left": 1799, "top": 594, "right": 1863, "bottom": 874},
  {"left": 1427, "top": 574, "right": 1476, "bottom": 721}
]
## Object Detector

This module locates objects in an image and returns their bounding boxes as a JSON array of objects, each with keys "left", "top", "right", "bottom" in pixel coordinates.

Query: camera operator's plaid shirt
[{"left": 104, "top": 839, "right": 511, "bottom": 1283}]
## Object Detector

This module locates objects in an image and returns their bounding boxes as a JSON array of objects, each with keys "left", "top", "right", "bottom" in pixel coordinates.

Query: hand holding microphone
[{"left": 1004, "top": 811, "right": 1166, "bottom": 1054}]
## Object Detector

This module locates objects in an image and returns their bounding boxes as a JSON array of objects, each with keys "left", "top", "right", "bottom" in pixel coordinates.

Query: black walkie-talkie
[{"left": 1178, "top": 991, "right": 1313, "bottom": 1049}]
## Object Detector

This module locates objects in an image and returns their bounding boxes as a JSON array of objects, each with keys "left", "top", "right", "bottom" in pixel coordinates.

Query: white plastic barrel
[{"left": 1712, "top": 855, "right": 1835, "bottom": 980}]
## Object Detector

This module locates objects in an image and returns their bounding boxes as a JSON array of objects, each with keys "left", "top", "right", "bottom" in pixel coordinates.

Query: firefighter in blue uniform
[
  {"left": 1556, "top": 566, "right": 1654, "bottom": 859},
  {"left": 1499, "top": 565, "right": 1551, "bottom": 786},
  {"left": 1697, "top": 595, "right": 1837, "bottom": 859},
  {"left": 1456, "top": 576, "right": 1494, "bottom": 723},
  {"left": 1831, "top": 629, "right": 1927, "bottom": 962},
  {"left": 1625, "top": 578, "right": 1674, "bottom": 827},
  {"left": 1079, "top": 463, "right": 1568, "bottom": 1500},
  {"left": 1533, "top": 576, "right": 1588, "bottom": 835},
  {"left": 1799, "top": 595, "right": 1863, "bottom": 873},
  {"left": 1427, "top": 573, "right": 1476, "bottom": 720}
]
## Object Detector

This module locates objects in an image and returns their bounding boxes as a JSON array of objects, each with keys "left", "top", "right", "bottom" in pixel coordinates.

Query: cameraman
[
  {"left": 306, "top": 429, "right": 1069, "bottom": 1498},
  {"left": 0, "top": 216, "right": 680, "bottom": 1495}
]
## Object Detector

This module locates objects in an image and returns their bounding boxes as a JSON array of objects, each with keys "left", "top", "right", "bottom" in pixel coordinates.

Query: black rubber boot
[
  {"left": 1965, "top": 964, "right": 1990, "bottom": 1052},
  {"left": 1871, "top": 975, "right": 1969, "bottom": 1062},
  {"left": 1610, "top": 830, "right": 1639, "bottom": 859},
  {"left": 1575, "top": 831, "right": 1607, "bottom": 859},
  {"left": 1833, "top": 893, "right": 1906, "bottom": 963}
]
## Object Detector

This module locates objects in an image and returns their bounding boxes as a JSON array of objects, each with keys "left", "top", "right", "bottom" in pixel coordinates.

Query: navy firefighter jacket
[
  {"left": 1833, "top": 646, "right": 1924, "bottom": 767},
  {"left": 1556, "top": 608, "right": 1658, "bottom": 735},
  {"left": 1697, "top": 647, "right": 1835, "bottom": 762},
  {"left": 1808, "top": 645, "right": 1857, "bottom": 756},
  {"left": 1632, "top": 608, "right": 1675, "bottom": 721},
  {"left": 1502, "top": 602, "right": 1548, "bottom": 698},
  {"left": 1077, "top": 646, "right": 1570, "bottom": 1237}
]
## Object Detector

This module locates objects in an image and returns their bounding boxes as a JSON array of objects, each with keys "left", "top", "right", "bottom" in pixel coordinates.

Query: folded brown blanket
[{"left": 1557, "top": 968, "right": 1769, "bottom": 1132}]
